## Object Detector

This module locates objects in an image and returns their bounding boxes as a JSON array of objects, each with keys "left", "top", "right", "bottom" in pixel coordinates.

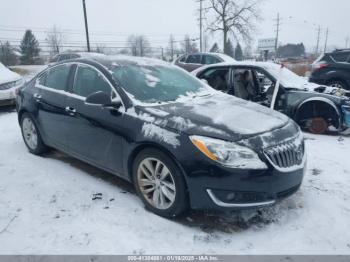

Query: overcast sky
[{"left": 0, "top": 0, "right": 349, "bottom": 52}]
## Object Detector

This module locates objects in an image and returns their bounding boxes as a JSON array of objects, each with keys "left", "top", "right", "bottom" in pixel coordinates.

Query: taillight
[{"left": 312, "top": 61, "right": 328, "bottom": 71}]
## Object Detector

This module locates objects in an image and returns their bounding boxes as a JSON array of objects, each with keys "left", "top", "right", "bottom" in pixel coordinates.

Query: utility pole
[
  {"left": 315, "top": 25, "right": 321, "bottom": 55},
  {"left": 82, "top": 0, "right": 91, "bottom": 52},
  {"left": 346, "top": 36, "right": 349, "bottom": 48},
  {"left": 324, "top": 28, "right": 329, "bottom": 53},
  {"left": 198, "top": 0, "right": 205, "bottom": 52},
  {"left": 274, "top": 13, "right": 281, "bottom": 57}
]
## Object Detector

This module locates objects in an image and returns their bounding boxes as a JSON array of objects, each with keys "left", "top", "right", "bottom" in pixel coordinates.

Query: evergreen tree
[
  {"left": 235, "top": 43, "right": 243, "bottom": 61},
  {"left": 20, "top": 30, "right": 40, "bottom": 65},
  {"left": 225, "top": 38, "right": 235, "bottom": 57},
  {"left": 209, "top": 43, "right": 220, "bottom": 53}
]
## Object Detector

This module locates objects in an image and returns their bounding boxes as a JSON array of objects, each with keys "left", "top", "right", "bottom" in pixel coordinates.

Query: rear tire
[
  {"left": 132, "top": 148, "right": 188, "bottom": 218},
  {"left": 20, "top": 113, "right": 48, "bottom": 155}
]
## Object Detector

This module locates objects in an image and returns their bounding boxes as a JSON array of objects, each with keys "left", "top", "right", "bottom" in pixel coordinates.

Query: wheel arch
[
  {"left": 294, "top": 97, "right": 342, "bottom": 129},
  {"left": 17, "top": 109, "right": 29, "bottom": 123},
  {"left": 127, "top": 142, "right": 189, "bottom": 186}
]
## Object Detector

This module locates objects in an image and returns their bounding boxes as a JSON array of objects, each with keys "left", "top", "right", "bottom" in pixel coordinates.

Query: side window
[
  {"left": 232, "top": 68, "right": 264, "bottom": 100},
  {"left": 331, "top": 53, "right": 349, "bottom": 63},
  {"left": 45, "top": 64, "right": 71, "bottom": 91},
  {"left": 186, "top": 55, "right": 201, "bottom": 64},
  {"left": 179, "top": 55, "right": 187, "bottom": 63},
  {"left": 49, "top": 55, "right": 59, "bottom": 63},
  {"left": 73, "top": 66, "right": 112, "bottom": 97},
  {"left": 58, "top": 54, "right": 70, "bottom": 62},
  {"left": 38, "top": 73, "right": 47, "bottom": 86},
  {"left": 70, "top": 54, "right": 80, "bottom": 59},
  {"left": 200, "top": 68, "right": 230, "bottom": 92},
  {"left": 202, "top": 55, "right": 221, "bottom": 65}
]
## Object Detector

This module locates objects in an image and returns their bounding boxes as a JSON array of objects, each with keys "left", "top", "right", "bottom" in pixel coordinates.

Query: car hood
[
  {"left": 137, "top": 92, "right": 290, "bottom": 142},
  {"left": 287, "top": 82, "right": 350, "bottom": 99},
  {"left": 0, "top": 63, "right": 21, "bottom": 85}
]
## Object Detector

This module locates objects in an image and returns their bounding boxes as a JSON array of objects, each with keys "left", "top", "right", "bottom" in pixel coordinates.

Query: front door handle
[
  {"left": 33, "top": 93, "right": 42, "bottom": 102},
  {"left": 65, "top": 106, "right": 77, "bottom": 116}
]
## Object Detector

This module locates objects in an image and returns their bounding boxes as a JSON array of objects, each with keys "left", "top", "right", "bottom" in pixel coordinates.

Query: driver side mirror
[{"left": 85, "top": 91, "right": 122, "bottom": 109}]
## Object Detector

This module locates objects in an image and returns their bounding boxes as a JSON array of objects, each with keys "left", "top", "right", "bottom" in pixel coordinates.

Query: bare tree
[
  {"left": 46, "top": 26, "right": 64, "bottom": 55},
  {"left": 181, "top": 35, "right": 198, "bottom": 54},
  {"left": 207, "top": 0, "right": 262, "bottom": 54},
  {"left": 94, "top": 44, "right": 107, "bottom": 54},
  {"left": 127, "top": 35, "right": 151, "bottom": 57}
]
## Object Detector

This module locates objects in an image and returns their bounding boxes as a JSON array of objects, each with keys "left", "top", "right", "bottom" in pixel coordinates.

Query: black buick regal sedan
[{"left": 16, "top": 55, "right": 306, "bottom": 218}]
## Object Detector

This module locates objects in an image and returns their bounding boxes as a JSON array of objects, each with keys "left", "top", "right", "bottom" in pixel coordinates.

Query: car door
[
  {"left": 65, "top": 63, "right": 124, "bottom": 173},
  {"left": 35, "top": 64, "right": 73, "bottom": 150}
]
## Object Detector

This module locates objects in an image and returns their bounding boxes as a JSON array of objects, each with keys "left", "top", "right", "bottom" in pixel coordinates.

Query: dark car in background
[
  {"left": 48, "top": 52, "right": 105, "bottom": 65},
  {"left": 16, "top": 55, "right": 305, "bottom": 218},
  {"left": 193, "top": 61, "right": 350, "bottom": 134},
  {"left": 173, "top": 52, "right": 236, "bottom": 72},
  {"left": 310, "top": 49, "right": 350, "bottom": 90}
]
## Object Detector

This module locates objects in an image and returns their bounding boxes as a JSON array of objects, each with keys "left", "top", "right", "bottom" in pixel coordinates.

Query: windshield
[
  {"left": 111, "top": 64, "right": 210, "bottom": 103},
  {"left": 265, "top": 63, "right": 308, "bottom": 88}
]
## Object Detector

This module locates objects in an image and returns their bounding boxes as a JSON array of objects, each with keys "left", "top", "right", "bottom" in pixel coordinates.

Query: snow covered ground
[{"left": 0, "top": 109, "right": 350, "bottom": 255}]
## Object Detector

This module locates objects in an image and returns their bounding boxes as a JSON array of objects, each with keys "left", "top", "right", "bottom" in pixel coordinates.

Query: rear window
[{"left": 331, "top": 52, "right": 350, "bottom": 62}]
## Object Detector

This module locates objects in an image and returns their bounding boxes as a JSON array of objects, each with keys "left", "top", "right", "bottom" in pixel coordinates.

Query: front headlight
[{"left": 190, "top": 135, "right": 268, "bottom": 170}]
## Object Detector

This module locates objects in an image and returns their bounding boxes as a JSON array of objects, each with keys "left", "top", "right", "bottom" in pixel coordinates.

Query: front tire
[
  {"left": 20, "top": 113, "right": 48, "bottom": 155},
  {"left": 132, "top": 148, "right": 188, "bottom": 218}
]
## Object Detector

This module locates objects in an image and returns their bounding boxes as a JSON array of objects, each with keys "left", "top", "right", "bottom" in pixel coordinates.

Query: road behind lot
[{"left": 0, "top": 109, "right": 350, "bottom": 255}]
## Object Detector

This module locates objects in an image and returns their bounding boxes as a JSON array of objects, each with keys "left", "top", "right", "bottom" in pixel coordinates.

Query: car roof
[
  {"left": 57, "top": 54, "right": 172, "bottom": 69},
  {"left": 191, "top": 61, "right": 280, "bottom": 75},
  {"left": 178, "top": 52, "right": 236, "bottom": 62}
]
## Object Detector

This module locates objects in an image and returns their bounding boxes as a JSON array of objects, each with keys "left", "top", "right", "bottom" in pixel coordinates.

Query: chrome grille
[{"left": 263, "top": 136, "right": 305, "bottom": 171}]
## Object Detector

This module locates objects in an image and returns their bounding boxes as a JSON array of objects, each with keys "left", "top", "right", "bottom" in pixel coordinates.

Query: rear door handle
[
  {"left": 65, "top": 106, "right": 77, "bottom": 116},
  {"left": 33, "top": 93, "right": 42, "bottom": 102}
]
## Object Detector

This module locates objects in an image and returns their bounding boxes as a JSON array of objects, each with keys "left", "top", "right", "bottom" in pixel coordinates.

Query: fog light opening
[{"left": 226, "top": 193, "right": 236, "bottom": 201}]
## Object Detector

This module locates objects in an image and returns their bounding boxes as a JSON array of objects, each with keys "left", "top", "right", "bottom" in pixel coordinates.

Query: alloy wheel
[
  {"left": 329, "top": 81, "right": 345, "bottom": 89},
  {"left": 137, "top": 158, "right": 176, "bottom": 210},
  {"left": 22, "top": 118, "right": 38, "bottom": 150}
]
